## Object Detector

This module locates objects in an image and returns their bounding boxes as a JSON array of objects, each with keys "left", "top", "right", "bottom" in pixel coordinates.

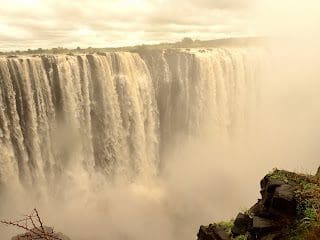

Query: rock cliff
[{"left": 197, "top": 168, "right": 320, "bottom": 240}]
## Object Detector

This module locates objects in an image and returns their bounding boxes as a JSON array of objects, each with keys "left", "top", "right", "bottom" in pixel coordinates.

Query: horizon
[{"left": 0, "top": 35, "right": 265, "bottom": 54}]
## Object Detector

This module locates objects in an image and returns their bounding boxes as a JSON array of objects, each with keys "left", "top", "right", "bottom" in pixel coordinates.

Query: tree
[
  {"left": 1, "top": 209, "right": 64, "bottom": 240},
  {"left": 181, "top": 37, "right": 193, "bottom": 44}
]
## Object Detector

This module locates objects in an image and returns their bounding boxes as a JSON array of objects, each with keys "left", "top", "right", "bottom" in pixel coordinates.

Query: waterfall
[{"left": 0, "top": 48, "right": 266, "bottom": 190}]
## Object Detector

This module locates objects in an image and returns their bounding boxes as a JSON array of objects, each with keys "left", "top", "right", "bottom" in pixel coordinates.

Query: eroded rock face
[{"left": 11, "top": 226, "right": 71, "bottom": 240}]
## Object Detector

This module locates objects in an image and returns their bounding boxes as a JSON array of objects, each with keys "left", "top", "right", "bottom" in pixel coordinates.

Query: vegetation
[
  {"left": 216, "top": 220, "right": 249, "bottom": 240},
  {"left": 0, "top": 37, "right": 266, "bottom": 56},
  {"left": 269, "top": 170, "right": 320, "bottom": 240},
  {"left": 1, "top": 209, "right": 63, "bottom": 240},
  {"left": 216, "top": 220, "right": 234, "bottom": 235},
  {"left": 234, "top": 234, "right": 249, "bottom": 240},
  {"left": 209, "top": 169, "right": 320, "bottom": 240}
]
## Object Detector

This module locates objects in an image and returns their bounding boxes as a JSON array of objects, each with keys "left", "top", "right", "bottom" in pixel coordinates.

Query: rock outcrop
[{"left": 197, "top": 168, "right": 320, "bottom": 240}]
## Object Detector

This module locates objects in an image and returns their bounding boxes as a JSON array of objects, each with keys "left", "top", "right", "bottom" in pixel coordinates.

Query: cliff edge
[{"left": 197, "top": 168, "right": 320, "bottom": 240}]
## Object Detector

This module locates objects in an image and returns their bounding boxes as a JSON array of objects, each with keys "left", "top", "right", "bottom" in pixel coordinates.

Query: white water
[
  {"left": 0, "top": 48, "right": 266, "bottom": 239},
  {"left": 0, "top": 48, "right": 265, "bottom": 188}
]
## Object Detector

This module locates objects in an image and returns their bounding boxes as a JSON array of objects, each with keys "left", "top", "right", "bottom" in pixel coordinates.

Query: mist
[{"left": 1, "top": 1, "right": 320, "bottom": 240}]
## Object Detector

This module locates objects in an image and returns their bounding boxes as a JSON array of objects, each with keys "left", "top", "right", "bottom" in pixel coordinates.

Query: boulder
[
  {"left": 260, "top": 177, "right": 285, "bottom": 208},
  {"left": 272, "top": 184, "right": 296, "bottom": 215},
  {"left": 232, "top": 213, "right": 252, "bottom": 236},
  {"left": 260, "top": 177, "right": 284, "bottom": 194},
  {"left": 259, "top": 175, "right": 297, "bottom": 218},
  {"left": 198, "top": 224, "right": 231, "bottom": 240}
]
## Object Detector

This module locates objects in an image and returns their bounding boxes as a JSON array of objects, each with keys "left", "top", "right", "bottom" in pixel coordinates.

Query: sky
[
  {"left": 0, "top": 0, "right": 319, "bottom": 51},
  {"left": 0, "top": 0, "right": 257, "bottom": 51}
]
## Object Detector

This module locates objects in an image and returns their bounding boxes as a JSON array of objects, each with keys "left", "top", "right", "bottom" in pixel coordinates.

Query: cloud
[
  {"left": 0, "top": 0, "right": 254, "bottom": 51},
  {"left": 180, "top": 0, "right": 253, "bottom": 9}
]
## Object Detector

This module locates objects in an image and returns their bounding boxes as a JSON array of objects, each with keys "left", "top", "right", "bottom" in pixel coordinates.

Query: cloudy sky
[
  {"left": 0, "top": 0, "right": 319, "bottom": 51},
  {"left": 0, "top": 0, "right": 260, "bottom": 51}
]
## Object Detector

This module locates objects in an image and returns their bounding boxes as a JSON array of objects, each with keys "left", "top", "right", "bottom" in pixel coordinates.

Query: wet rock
[
  {"left": 232, "top": 213, "right": 252, "bottom": 236},
  {"left": 198, "top": 224, "right": 231, "bottom": 240}
]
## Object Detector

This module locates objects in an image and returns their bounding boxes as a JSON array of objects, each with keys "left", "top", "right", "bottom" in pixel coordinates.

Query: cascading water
[{"left": 0, "top": 48, "right": 266, "bottom": 193}]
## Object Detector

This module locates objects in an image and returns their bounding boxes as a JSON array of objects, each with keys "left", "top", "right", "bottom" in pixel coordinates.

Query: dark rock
[
  {"left": 272, "top": 184, "right": 296, "bottom": 215},
  {"left": 249, "top": 200, "right": 271, "bottom": 218},
  {"left": 11, "top": 226, "right": 71, "bottom": 240},
  {"left": 273, "top": 184, "right": 294, "bottom": 202},
  {"left": 198, "top": 224, "right": 231, "bottom": 240},
  {"left": 260, "top": 177, "right": 285, "bottom": 208},
  {"left": 260, "top": 232, "right": 283, "bottom": 240},
  {"left": 260, "top": 176, "right": 284, "bottom": 192},
  {"left": 247, "top": 233, "right": 256, "bottom": 240},
  {"left": 197, "top": 168, "right": 320, "bottom": 240},
  {"left": 259, "top": 176, "right": 297, "bottom": 218},
  {"left": 232, "top": 213, "right": 252, "bottom": 236},
  {"left": 252, "top": 216, "right": 279, "bottom": 230}
]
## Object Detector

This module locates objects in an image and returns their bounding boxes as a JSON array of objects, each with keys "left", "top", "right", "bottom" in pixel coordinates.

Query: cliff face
[{"left": 197, "top": 169, "right": 320, "bottom": 240}]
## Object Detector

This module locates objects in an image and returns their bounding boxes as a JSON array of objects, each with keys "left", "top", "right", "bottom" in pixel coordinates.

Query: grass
[
  {"left": 216, "top": 220, "right": 249, "bottom": 240},
  {"left": 216, "top": 220, "right": 234, "bottom": 235}
]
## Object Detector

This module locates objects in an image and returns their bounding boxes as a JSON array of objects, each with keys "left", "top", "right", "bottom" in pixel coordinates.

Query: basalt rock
[{"left": 197, "top": 169, "right": 318, "bottom": 240}]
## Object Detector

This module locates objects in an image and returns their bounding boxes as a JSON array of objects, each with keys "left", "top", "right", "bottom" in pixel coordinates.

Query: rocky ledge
[{"left": 197, "top": 168, "right": 320, "bottom": 240}]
